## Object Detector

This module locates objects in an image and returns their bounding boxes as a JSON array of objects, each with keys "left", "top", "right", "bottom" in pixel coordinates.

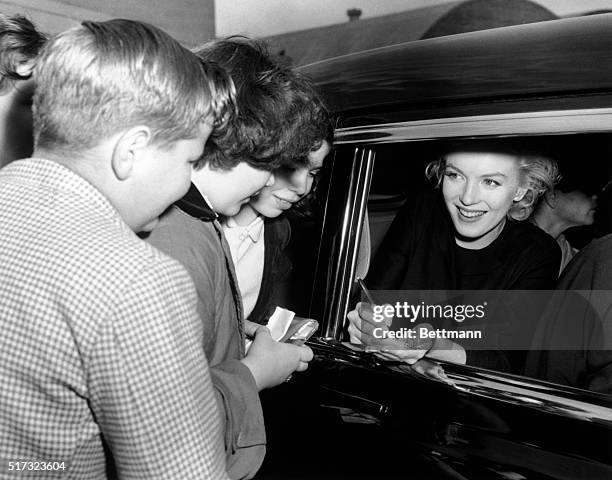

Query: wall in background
[{"left": 0, "top": 0, "right": 215, "bottom": 47}]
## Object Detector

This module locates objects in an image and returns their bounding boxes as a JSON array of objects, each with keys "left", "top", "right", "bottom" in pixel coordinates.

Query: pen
[{"left": 356, "top": 277, "right": 376, "bottom": 305}]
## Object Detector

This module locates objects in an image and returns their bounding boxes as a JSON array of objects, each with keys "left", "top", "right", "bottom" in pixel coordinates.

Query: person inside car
[
  {"left": 144, "top": 37, "right": 314, "bottom": 480},
  {"left": 222, "top": 73, "right": 333, "bottom": 325},
  {"left": 348, "top": 141, "right": 560, "bottom": 371},
  {"left": 524, "top": 223, "right": 612, "bottom": 394},
  {"left": 0, "top": 13, "right": 45, "bottom": 168},
  {"left": 530, "top": 163, "right": 598, "bottom": 276}
]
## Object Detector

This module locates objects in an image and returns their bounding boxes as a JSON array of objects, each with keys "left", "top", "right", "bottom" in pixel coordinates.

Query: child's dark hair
[
  {"left": 194, "top": 37, "right": 333, "bottom": 172},
  {"left": 0, "top": 14, "right": 46, "bottom": 91}
]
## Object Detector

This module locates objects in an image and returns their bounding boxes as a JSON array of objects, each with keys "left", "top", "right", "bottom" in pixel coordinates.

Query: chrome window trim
[
  {"left": 322, "top": 147, "right": 375, "bottom": 339},
  {"left": 334, "top": 108, "right": 612, "bottom": 144},
  {"left": 442, "top": 364, "right": 612, "bottom": 424}
]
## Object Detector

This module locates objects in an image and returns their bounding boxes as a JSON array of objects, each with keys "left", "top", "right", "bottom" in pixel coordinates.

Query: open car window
[{"left": 359, "top": 132, "right": 612, "bottom": 395}]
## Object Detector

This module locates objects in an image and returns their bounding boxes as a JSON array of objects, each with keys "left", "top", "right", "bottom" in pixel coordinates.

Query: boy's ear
[
  {"left": 513, "top": 186, "right": 528, "bottom": 202},
  {"left": 111, "top": 126, "right": 152, "bottom": 181}
]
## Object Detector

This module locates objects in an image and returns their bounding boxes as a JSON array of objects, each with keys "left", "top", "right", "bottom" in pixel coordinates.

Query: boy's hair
[
  {"left": 0, "top": 13, "right": 46, "bottom": 92},
  {"left": 33, "top": 19, "right": 234, "bottom": 153},
  {"left": 194, "top": 37, "right": 332, "bottom": 171}
]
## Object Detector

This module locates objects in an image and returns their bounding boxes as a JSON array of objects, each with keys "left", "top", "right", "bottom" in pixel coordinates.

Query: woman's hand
[
  {"left": 426, "top": 337, "right": 467, "bottom": 365},
  {"left": 347, "top": 302, "right": 429, "bottom": 365},
  {"left": 410, "top": 358, "right": 453, "bottom": 384},
  {"left": 347, "top": 302, "right": 467, "bottom": 366},
  {"left": 347, "top": 301, "right": 391, "bottom": 344}
]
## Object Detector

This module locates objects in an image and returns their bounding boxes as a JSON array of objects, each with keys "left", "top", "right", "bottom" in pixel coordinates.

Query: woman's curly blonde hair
[{"left": 425, "top": 147, "right": 559, "bottom": 221}]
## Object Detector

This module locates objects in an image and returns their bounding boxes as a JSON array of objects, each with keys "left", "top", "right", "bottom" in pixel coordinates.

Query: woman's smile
[
  {"left": 456, "top": 206, "right": 487, "bottom": 220},
  {"left": 274, "top": 195, "right": 294, "bottom": 209}
]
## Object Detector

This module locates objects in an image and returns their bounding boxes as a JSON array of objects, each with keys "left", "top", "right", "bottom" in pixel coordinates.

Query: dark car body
[{"left": 258, "top": 15, "right": 612, "bottom": 480}]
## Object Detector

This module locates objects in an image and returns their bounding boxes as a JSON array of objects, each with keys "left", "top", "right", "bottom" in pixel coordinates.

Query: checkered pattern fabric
[{"left": 0, "top": 159, "right": 228, "bottom": 479}]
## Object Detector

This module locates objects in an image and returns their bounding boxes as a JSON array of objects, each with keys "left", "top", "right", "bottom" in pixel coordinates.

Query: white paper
[
  {"left": 245, "top": 306, "right": 295, "bottom": 352},
  {"left": 266, "top": 306, "right": 296, "bottom": 341}
]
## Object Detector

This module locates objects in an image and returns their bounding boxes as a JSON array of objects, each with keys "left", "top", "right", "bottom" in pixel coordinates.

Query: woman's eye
[
  {"left": 483, "top": 178, "right": 501, "bottom": 187},
  {"left": 308, "top": 169, "right": 321, "bottom": 178},
  {"left": 444, "top": 171, "right": 459, "bottom": 180}
]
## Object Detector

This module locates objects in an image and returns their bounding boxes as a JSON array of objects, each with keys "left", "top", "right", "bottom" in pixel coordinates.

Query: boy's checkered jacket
[{"left": 0, "top": 158, "right": 228, "bottom": 479}]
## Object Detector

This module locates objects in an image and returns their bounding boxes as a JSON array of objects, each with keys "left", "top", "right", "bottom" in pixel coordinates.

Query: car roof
[{"left": 299, "top": 14, "right": 612, "bottom": 124}]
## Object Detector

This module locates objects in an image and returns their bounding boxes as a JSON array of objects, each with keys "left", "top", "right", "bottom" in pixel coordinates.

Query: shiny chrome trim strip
[
  {"left": 442, "top": 364, "right": 612, "bottom": 425},
  {"left": 335, "top": 108, "right": 612, "bottom": 144},
  {"left": 322, "top": 147, "right": 375, "bottom": 339},
  {"left": 340, "top": 148, "right": 375, "bottom": 332}
]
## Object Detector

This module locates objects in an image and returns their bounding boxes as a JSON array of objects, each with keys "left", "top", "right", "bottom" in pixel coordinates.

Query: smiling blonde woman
[
  {"left": 368, "top": 141, "right": 560, "bottom": 291},
  {"left": 347, "top": 140, "right": 561, "bottom": 373}
]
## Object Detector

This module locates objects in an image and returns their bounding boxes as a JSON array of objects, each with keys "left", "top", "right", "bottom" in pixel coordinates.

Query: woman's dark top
[{"left": 368, "top": 187, "right": 561, "bottom": 291}]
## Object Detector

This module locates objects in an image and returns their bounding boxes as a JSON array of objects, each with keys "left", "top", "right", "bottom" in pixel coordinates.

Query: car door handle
[{"left": 319, "top": 386, "right": 391, "bottom": 424}]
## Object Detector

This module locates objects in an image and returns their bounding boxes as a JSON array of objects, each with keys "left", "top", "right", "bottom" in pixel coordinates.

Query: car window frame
[
  {"left": 335, "top": 107, "right": 612, "bottom": 145},
  {"left": 315, "top": 107, "right": 612, "bottom": 400}
]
